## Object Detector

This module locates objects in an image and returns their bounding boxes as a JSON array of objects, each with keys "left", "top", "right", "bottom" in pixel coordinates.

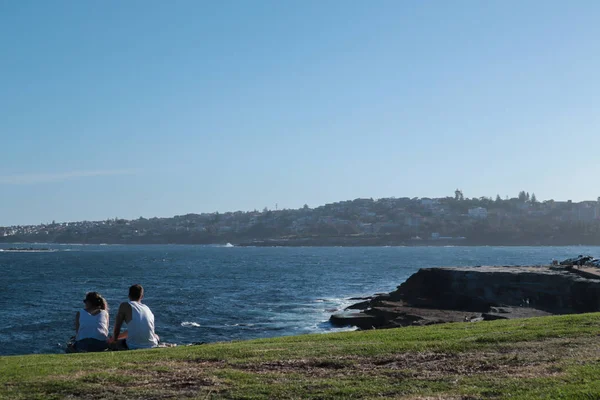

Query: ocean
[{"left": 0, "top": 244, "right": 595, "bottom": 356}]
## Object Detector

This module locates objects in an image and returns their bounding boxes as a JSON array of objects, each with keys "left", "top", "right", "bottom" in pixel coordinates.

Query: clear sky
[{"left": 1, "top": 1, "right": 599, "bottom": 225}]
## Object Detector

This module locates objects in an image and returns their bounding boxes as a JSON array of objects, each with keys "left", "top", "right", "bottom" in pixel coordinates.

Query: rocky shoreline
[
  {"left": 330, "top": 264, "right": 600, "bottom": 330},
  {"left": 0, "top": 247, "right": 54, "bottom": 252}
]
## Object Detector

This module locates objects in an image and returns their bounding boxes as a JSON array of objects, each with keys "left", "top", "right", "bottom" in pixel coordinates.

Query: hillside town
[{"left": 3, "top": 191, "right": 600, "bottom": 246}]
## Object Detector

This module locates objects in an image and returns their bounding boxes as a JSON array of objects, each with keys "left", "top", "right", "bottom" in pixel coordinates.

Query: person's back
[
  {"left": 76, "top": 308, "right": 109, "bottom": 342},
  {"left": 71, "top": 292, "right": 109, "bottom": 353},
  {"left": 111, "top": 284, "right": 159, "bottom": 350},
  {"left": 126, "top": 300, "right": 159, "bottom": 349}
]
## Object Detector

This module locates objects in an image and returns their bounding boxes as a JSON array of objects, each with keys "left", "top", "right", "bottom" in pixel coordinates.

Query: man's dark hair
[{"left": 129, "top": 284, "right": 144, "bottom": 301}]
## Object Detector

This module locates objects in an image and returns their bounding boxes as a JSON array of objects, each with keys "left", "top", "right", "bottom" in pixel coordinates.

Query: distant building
[
  {"left": 575, "top": 203, "right": 599, "bottom": 222},
  {"left": 359, "top": 223, "right": 373, "bottom": 234},
  {"left": 420, "top": 198, "right": 437, "bottom": 207},
  {"left": 405, "top": 215, "right": 422, "bottom": 227},
  {"left": 468, "top": 207, "right": 488, "bottom": 219}
]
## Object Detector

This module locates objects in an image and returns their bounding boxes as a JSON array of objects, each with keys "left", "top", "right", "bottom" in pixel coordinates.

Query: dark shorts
[
  {"left": 74, "top": 338, "right": 108, "bottom": 352},
  {"left": 110, "top": 338, "right": 129, "bottom": 351}
]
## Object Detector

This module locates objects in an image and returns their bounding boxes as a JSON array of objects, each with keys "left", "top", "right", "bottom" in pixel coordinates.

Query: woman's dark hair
[{"left": 84, "top": 292, "right": 108, "bottom": 311}]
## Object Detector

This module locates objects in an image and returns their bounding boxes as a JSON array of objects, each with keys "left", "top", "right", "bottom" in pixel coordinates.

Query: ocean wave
[
  {"left": 181, "top": 321, "right": 201, "bottom": 327},
  {"left": 314, "top": 297, "right": 349, "bottom": 303}
]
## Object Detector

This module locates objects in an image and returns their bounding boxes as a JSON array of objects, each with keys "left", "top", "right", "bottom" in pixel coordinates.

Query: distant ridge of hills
[{"left": 3, "top": 193, "right": 600, "bottom": 246}]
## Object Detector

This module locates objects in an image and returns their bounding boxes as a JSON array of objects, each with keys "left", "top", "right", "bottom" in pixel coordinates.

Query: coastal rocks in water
[
  {"left": 1, "top": 247, "right": 53, "bottom": 252},
  {"left": 560, "top": 255, "right": 594, "bottom": 266},
  {"left": 331, "top": 265, "right": 600, "bottom": 330},
  {"left": 329, "top": 311, "right": 379, "bottom": 329},
  {"left": 348, "top": 296, "right": 372, "bottom": 301},
  {"left": 346, "top": 300, "right": 371, "bottom": 310}
]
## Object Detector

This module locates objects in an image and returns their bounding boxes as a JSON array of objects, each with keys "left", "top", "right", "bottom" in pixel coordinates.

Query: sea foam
[{"left": 181, "top": 321, "right": 201, "bottom": 327}]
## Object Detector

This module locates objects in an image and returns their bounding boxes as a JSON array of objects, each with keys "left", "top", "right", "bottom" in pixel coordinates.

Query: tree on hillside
[
  {"left": 531, "top": 193, "right": 537, "bottom": 204},
  {"left": 454, "top": 189, "right": 464, "bottom": 201},
  {"left": 518, "top": 191, "right": 527, "bottom": 202},
  {"left": 526, "top": 192, "right": 531, "bottom": 202},
  {"left": 495, "top": 194, "right": 502, "bottom": 203}
]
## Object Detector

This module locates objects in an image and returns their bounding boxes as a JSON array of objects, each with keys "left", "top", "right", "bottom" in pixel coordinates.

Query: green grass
[{"left": 3, "top": 313, "right": 600, "bottom": 399}]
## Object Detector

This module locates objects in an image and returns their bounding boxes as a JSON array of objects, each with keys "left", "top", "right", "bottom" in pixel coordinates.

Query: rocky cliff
[{"left": 331, "top": 265, "right": 600, "bottom": 329}]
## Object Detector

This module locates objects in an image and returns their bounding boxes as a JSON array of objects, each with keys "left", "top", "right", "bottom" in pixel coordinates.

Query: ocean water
[{"left": 0, "top": 244, "right": 596, "bottom": 356}]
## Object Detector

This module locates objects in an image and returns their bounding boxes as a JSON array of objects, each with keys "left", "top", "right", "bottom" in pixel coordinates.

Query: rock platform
[{"left": 331, "top": 265, "right": 600, "bottom": 329}]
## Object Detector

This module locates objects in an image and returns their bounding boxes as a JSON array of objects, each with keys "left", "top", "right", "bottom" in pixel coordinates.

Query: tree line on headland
[{"left": 3, "top": 191, "right": 600, "bottom": 246}]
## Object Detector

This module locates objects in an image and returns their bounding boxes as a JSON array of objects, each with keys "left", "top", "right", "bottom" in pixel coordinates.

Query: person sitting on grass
[
  {"left": 109, "top": 284, "right": 159, "bottom": 350},
  {"left": 71, "top": 291, "right": 109, "bottom": 352}
]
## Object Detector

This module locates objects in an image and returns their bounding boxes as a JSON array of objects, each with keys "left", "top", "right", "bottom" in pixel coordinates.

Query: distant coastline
[
  {"left": 4, "top": 195, "right": 600, "bottom": 247},
  {"left": 2, "top": 236, "right": 600, "bottom": 247},
  {"left": 235, "top": 236, "right": 587, "bottom": 247}
]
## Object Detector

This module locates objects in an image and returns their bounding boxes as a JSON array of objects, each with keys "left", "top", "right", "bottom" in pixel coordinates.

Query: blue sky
[{"left": 1, "top": 1, "right": 599, "bottom": 225}]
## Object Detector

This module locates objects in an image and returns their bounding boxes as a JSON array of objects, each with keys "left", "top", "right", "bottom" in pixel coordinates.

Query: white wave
[
  {"left": 314, "top": 297, "right": 350, "bottom": 304},
  {"left": 321, "top": 326, "right": 358, "bottom": 334},
  {"left": 298, "top": 321, "right": 359, "bottom": 335},
  {"left": 181, "top": 321, "right": 201, "bottom": 327},
  {"left": 224, "top": 243, "right": 234, "bottom": 247}
]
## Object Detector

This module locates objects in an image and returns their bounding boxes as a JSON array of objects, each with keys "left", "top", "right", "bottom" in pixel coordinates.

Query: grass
[{"left": 2, "top": 313, "right": 600, "bottom": 399}]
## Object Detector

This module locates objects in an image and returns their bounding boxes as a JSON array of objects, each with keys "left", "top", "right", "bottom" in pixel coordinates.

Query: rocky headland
[
  {"left": 0, "top": 247, "right": 53, "bottom": 252},
  {"left": 331, "top": 264, "right": 600, "bottom": 329}
]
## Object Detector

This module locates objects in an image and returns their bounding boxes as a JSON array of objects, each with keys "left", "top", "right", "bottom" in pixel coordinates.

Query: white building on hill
[{"left": 468, "top": 207, "right": 488, "bottom": 219}]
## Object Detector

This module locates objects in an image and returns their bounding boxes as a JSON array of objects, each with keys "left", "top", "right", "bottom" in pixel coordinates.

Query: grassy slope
[{"left": 2, "top": 313, "right": 600, "bottom": 399}]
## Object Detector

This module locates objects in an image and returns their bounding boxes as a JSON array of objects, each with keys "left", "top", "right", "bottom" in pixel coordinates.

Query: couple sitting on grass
[{"left": 71, "top": 284, "right": 160, "bottom": 352}]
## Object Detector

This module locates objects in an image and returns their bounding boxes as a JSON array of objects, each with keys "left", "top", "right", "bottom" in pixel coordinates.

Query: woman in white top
[{"left": 73, "top": 292, "right": 109, "bottom": 352}]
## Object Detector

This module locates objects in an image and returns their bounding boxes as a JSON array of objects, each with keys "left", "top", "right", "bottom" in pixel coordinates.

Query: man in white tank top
[{"left": 111, "top": 284, "right": 160, "bottom": 350}]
